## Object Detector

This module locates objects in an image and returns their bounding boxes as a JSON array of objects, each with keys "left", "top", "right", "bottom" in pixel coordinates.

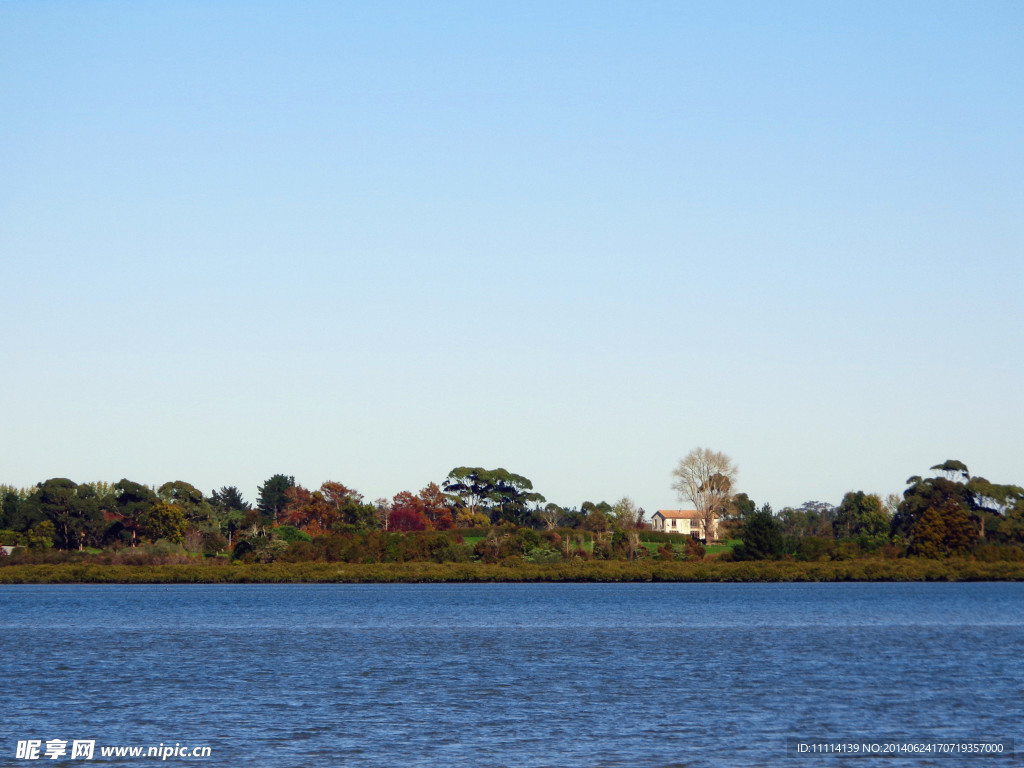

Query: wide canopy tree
[
  {"left": 443, "top": 467, "right": 545, "bottom": 525},
  {"left": 23, "top": 478, "right": 106, "bottom": 550}
]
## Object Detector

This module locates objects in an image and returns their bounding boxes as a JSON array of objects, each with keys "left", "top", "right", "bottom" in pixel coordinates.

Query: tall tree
[
  {"left": 834, "top": 491, "right": 889, "bottom": 540},
  {"left": 111, "top": 479, "right": 160, "bottom": 546},
  {"left": 283, "top": 481, "right": 377, "bottom": 533},
  {"left": 733, "top": 503, "right": 784, "bottom": 560},
  {"left": 144, "top": 502, "right": 187, "bottom": 544},
  {"left": 322, "top": 481, "right": 377, "bottom": 529},
  {"left": 671, "top": 448, "right": 737, "bottom": 543},
  {"left": 1, "top": 488, "right": 26, "bottom": 531},
  {"left": 388, "top": 492, "right": 429, "bottom": 531},
  {"left": 257, "top": 474, "right": 295, "bottom": 523},
  {"left": 931, "top": 459, "right": 970, "bottom": 483},
  {"left": 538, "top": 503, "right": 567, "bottom": 530},
  {"left": 778, "top": 500, "right": 835, "bottom": 539},
  {"left": 158, "top": 481, "right": 213, "bottom": 526},
  {"left": 23, "top": 478, "right": 105, "bottom": 550},
  {"left": 964, "top": 477, "right": 1024, "bottom": 540},
  {"left": 210, "top": 486, "right": 249, "bottom": 513},
  {"left": 443, "top": 467, "right": 545, "bottom": 525},
  {"left": 442, "top": 468, "right": 490, "bottom": 521},
  {"left": 611, "top": 496, "right": 645, "bottom": 560},
  {"left": 893, "top": 468, "right": 976, "bottom": 557},
  {"left": 417, "top": 483, "right": 455, "bottom": 530},
  {"left": 209, "top": 486, "right": 250, "bottom": 546}
]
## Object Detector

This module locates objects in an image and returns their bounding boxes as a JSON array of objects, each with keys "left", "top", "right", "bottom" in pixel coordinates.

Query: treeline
[
  {"left": 2, "top": 459, "right": 1022, "bottom": 567},
  {"left": 0, "top": 467, "right": 637, "bottom": 560},
  {"left": 724, "top": 460, "right": 1024, "bottom": 562}
]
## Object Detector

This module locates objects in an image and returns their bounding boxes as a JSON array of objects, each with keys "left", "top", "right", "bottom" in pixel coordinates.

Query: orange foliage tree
[
  {"left": 283, "top": 481, "right": 371, "bottom": 535},
  {"left": 388, "top": 483, "right": 455, "bottom": 531}
]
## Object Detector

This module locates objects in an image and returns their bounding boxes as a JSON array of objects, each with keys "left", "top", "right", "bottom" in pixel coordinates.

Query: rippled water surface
[{"left": 1, "top": 582, "right": 1022, "bottom": 767}]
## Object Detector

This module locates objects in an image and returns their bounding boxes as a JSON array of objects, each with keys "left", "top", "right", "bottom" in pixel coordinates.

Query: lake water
[{"left": 1, "top": 582, "right": 1022, "bottom": 767}]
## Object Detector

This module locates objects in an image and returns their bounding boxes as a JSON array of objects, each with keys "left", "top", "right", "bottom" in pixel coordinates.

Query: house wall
[{"left": 652, "top": 515, "right": 717, "bottom": 540}]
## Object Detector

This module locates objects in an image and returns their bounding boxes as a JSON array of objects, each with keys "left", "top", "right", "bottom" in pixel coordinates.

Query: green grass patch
[{"left": 706, "top": 538, "right": 741, "bottom": 555}]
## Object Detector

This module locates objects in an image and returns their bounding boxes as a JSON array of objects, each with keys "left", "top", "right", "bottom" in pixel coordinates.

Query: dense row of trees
[
  {"left": 0, "top": 467, "right": 633, "bottom": 557},
  {"left": 2, "top": 456, "right": 1021, "bottom": 564},
  {"left": 728, "top": 460, "right": 1024, "bottom": 561}
]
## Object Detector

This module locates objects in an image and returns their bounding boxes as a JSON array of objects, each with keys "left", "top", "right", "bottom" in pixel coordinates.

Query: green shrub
[
  {"left": 515, "top": 528, "right": 541, "bottom": 551},
  {"left": 27, "top": 521, "right": 55, "bottom": 550},
  {"left": 656, "top": 543, "right": 675, "bottom": 561},
  {"left": 0, "top": 530, "right": 24, "bottom": 546},
  {"left": 202, "top": 531, "right": 229, "bottom": 555},
  {"left": 794, "top": 536, "right": 835, "bottom": 562},
  {"left": 526, "top": 547, "right": 562, "bottom": 564},
  {"left": 684, "top": 538, "right": 706, "bottom": 560},
  {"left": 974, "top": 543, "right": 1024, "bottom": 562},
  {"left": 275, "top": 525, "right": 313, "bottom": 544}
]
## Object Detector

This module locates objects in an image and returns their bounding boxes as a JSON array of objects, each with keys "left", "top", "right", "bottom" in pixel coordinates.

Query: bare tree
[
  {"left": 611, "top": 496, "right": 646, "bottom": 560},
  {"left": 671, "top": 448, "right": 737, "bottom": 542},
  {"left": 538, "top": 503, "right": 565, "bottom": 531}
]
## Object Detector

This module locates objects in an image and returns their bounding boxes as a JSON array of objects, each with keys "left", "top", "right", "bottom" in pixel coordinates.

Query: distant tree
[
  {"left": 719, "top": 492, "right": 756, "bottom": 540},
  {"left": 111, "top": 479, "right": 159, "bottom": 546},
  {"left": 883, "top": 494, "right": 901, "bottom": 519},
  {"left": 1, "top": 489, "right": 23, "bottom": 530},
  {"left": 580, "top": 501, "right": 613, "bottom": 532},
  {"left": 257, "top": 474, "right": 295, "bottom": 523},
  {"left": 80, "top": 481, "right": 115, "bottom": 499},
  {"left": 909, "top": 504, "right": 956, "bottom": 559},
  {"left": 931, "top": 459, "right": 971, "bottom": 483},
  {"left": 374, "top": 498, "right": 392, "bottom": 530},
  {"left": 388, "top": 497, "right": 429, "bottom": 531},
  {"left": 281, "top": 486, "right": 326, "bottom": 532},
  {"left": 144, "top": 502, "right": 187, "bottom": 544},
  {"left": 443, "top": 467, "right": 545, "bottom": 525},
  {"left": 778, "top": 501, "right": 836, "bottom": 539},
  {"left": 671, "top": 448, "right": 737, "bottom": 542},
  {"left": 417, "top": 483, "right": 455, "bottom": 530},
  {"left": 210, "top": 486, "right": 249, "bottom": 512},
  {"left": 727, "top": 492, "right": 756, "bottom": 521},
  {"left": 209, "top": 486, "right": 250, "bottom": 545},
  {"left": 283, "top": 481, "right": 377, "bottom": 533},
  {"left": 26, "top": 520, "right": 55, "bottom": 549},
  {"left": 611, "top": 496, "right": 645, "bottom": 560},
  {"left": 965, "top": 476, "right": 1024, "bottom": 540},
  {"left": 733, "top": 503, "right": 784, "bottom": 560},
  {"left": 998, "top": 499, "right": 1024, "bottom": 545},
  {"left": 538, "top": 503, "right": 567, "bottom": 530},
  {"left": 323, "top": 481, "right": 378, "bottom": 529},
  {"left": 158, "top": 481, "right": 213, "bottom": 527},
  {"left": 834, "top": 491, "right": 889, "bottom": 541},
  {"left": 386, "top": 484, "right": 455, "bottom": 532},
  {"left": 23, "top": 478, "right": 105, "bottom": 550},
  {"left": 893, "top": 468, "right": 977, "bottom": 557},
  {"left": 442, "top": 467, "right": 490, "bottom": 521}
]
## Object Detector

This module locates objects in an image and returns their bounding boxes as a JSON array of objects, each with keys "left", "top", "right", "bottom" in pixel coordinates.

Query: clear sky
[{"left": 2, "top": 1, "right": 1021, "bottom": 516}]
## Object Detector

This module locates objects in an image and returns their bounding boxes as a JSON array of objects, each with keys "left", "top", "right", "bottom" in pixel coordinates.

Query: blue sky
[{"left": 2, "top": 1, "right": 1021, "bottom": 515}]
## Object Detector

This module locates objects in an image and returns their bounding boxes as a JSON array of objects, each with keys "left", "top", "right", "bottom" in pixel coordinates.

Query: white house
[{"left": 650, "top": 510, "right": 718, "bottom": 541}]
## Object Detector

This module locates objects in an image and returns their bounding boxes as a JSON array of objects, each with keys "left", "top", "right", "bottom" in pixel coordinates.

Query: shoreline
[{"left": 2, "top": 559, "right": 1023, "bottom": 584}]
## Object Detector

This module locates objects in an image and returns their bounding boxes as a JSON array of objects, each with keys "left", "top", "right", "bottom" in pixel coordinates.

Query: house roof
[{"left": 654, "top": 509, "right": 704, "bottom": 519}]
